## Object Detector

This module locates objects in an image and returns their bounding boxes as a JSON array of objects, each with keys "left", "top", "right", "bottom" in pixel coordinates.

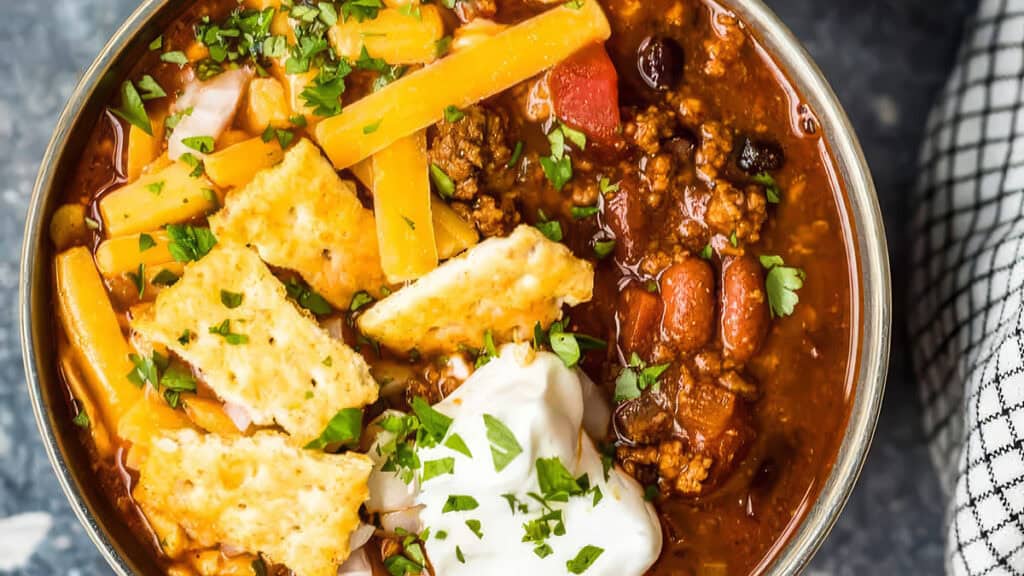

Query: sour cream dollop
[{"left": 369, "top": 345, "right": 662, "bottom": 575}]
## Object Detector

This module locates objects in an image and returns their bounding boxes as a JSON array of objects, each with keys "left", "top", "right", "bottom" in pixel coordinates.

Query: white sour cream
[{"left": 368, "top": 345, "right": 662, "bottom": 576}]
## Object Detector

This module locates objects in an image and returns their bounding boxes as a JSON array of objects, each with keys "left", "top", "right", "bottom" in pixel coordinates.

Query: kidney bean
[
  {"left": 604, "top": 175, "right": 648, "bottom": 263},
  {"left": 720, "top": 255, "right": 769, "bottom": 363},
  {"left": 659, "top": 258, "right": 715, "bottom": 351},
  {"left": 618, "top": 285, "right": 663, "bottom": 360}
]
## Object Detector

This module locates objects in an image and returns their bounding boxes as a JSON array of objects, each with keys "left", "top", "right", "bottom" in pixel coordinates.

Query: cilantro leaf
[
  {"left": 566, "top": 545, "right": 604, "bottom": 574},
  {"left": 284, "top": 278, "right": 334, "bottom": 316},
  {"left": 166, "top": 224, "right": 217, "bottom": 262},
  {"left": 220, "top": 290, "right": 243, "bottom": 309},
  {"left": 442, "top": 494, "right": 480, "bottom": 513},
  {"left": 593, "top": 239, "right": 616, "bottom": 259},
  {"left": 410, "top": 396, "right": 452, "bottom": 443},
  {"left": 208, "top": 319, "right": 249, "bottom": 345},
  {"left": 110, "top": 81, "right": 153, "bottom": 135},
  {"left": 465, "top": 519, "right": 483, "bottom": 539},
  {"left": 430, "top": 164, "right": 456, "bottom": 199},
  {"left": 483, "top": 414, "right": 522, "bottom": 472},
  {"left": 422, "top": 457, "right": 455, "bottom": 482},
  {"left": 534, "top": 211, "right": 563, "bottom": 242},
  {"left": 614, "top": 354, "right": 670, "bottom": 401},
  {"left": 760, "top": 255, "right": 805, "bottom": 317},
  {"left": 444, "top": 433, "right": 473, "bottom": 458},
  {"left": 72, "top": 409, "right": 90, "bottom": 428},
  {"left": 536, "top": 457, "right": 583, "bottom": 501},
  {"left": 137, "top": 75, "right": 166, "bottom": 100},
  {"left": 304, "top": 408, "right": 363, "bottom": 450},
  {"left": 540, "top": 155, "right": 573, "bottom": 191},
  {"left": 138, "top": 233, "right": 156, "bottom": 252},
  {"left": 160, "top": 51, "right": 188, "bottom": 65},
  {"left": 752, "top": 172, "right": 782, "bottom": 203},
  {"left": 571, "top": 205, "right": 600, "bottom": 220},
  {"left": 182, "top": 136, "right": 215, "bottom": 154},
  {"left": 444, "top": 105, "right": 465, "bottom": 122}
]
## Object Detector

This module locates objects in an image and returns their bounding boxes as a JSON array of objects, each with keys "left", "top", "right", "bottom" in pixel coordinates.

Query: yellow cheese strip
[
  {"left": 95, "top": 232, "right": 174, "bottom": 276},
  {"left": 244, "top": 77, "right": 291, "bottom": 132},
  {"left": 204, "top": 136, "right": 284, "bottom": 189},
  {"left": 431, "top": 197, "right": 479, "bottom": 259},
  {"left": 118, "top": 392, "right": 194, "bottom": 470},
  {"left": 183, "top": 397, "right": 242, "bottom": 436},
  {"left": 372, "top": 132, "right": 438, "bottom": 282},
  {"left": 329, "top": 6, "right": 444, "bottom": 65},
  {"left": 58, "top": 343, "right": 114, "bottom": 458},
  {"left": 348, "top": 155, "right": 479, "bottom": 261},
  {"left": 99, "top": 161, "right": 217, "bottom": 237},
  {"left": 55, "top": 247, "right": 142, "bottom": 435},
  {"left": 315, "top": 0, "right": 610, "bottom": 168},
  {"left": 126, "top": 113, "right": 165, "bottom": 182}
]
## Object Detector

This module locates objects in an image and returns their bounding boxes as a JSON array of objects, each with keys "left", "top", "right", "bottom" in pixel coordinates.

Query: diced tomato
[
  {"left": 618, "top": 285, "right": 662, "bottom": 360},
  {"left": 549, "top": 43, "right": 621, "bottom": 144}
]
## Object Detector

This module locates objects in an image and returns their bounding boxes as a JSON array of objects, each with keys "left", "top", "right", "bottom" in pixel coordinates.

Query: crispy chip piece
[
  {"left": 358, "top": 225, "right": 594, "bottom": 353},
  {"left": 131, "top": 244, "right": 377, "bottom": 443},
  {"left": 209, "top": 139, "right": 387, "bottom": 308},
  {"left": 135, "top": 430, "right": 372, "bottom": 576}
]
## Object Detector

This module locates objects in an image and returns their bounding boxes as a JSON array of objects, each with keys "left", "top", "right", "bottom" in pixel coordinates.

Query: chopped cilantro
[
  {"left": 127, "top": 263, "right": 146, "bottom": 298},
  {"left": 483, "top": 414, "right": 522, "bottom": 472},
  {"left": 566, "top": 545, "right": 604, "bottom": 574},
  {"left": 456, "top": 546, "right": 466, "bottom": 564},
  {"left": 444, "top": 105, "right": 465, "bottom": 123},
  {"left": 151, "top": 268, "right": 179, "bottom": 286},
  {"left": 593, "top": 239, "right": 616, "bottom": 259},
  {"left": 148, "top": 36, "right": 163, "bottom": 51},
  {"left": 289, "top": 114, "right": 308, "bottom": 127},
  {"left": 465, "top": 519, "right": 483, "bottom": 539},
  {"left": 285, "top": 278, "right": 335, "bottom": 316},
  {"left": 146, "top": 181, "right": 164, "bottom": 195},
  {"left": 614, "top": 353, "right": 671, "bottom": 402},
  {"left": 507, "top": 140, "right": 524, "bottom": 168},
  {"left": 181, "top": 136, "right": 215, "bottom": 154},
  {"left": 699, "top": 244, "right": 713, "bottom": 260},
  {"left": 220, "top": 290, "right": 243, "bottom": 309},
  {"left": 138, "top": 233, "right": 156, "bottom": 251},
  {"left": 166, "top": 224, "right": 217, "bottom": 262},
  {"left": 340, "top": 0, "right": 384, "bottom": 22},
  {"left": 160, "top": 51, "right": 188, "bottom": 65},
  {"left": 305, "top": 408, "right": 363, "bottom": 450},
  {"left": 540, "top": 155, "right": 573, "bottom": 191},
  {"left": 410, "top": 396, "right": 452, "bottom": 444},
  {"left": 760, "top": 255, "right": 806, "bottom": 317},
  {"left": 444, "top": 433, "right": 473, "bottom": 458},
  {"left": 348, "top": 290, "right": 375, "bottom": 312},
  {"left": 430, "top": 163, "right": 456, "bottom": 199},
  {"left": 208, "top": 319, "right": 249, "bottom": 345},
  {"left": 110, "top": 80, "right": 152, "bottom": 135},
  {"left": 180, "top": 152, "right": 205, "bottom": 177},
  {"left": 435, "top": 35, "right": 453, "bottom": 57},
  {"left": 363, "top": 118, "right": 383, "bottom": 134},
  {"left": 72, "top": 408, "right": 90, "bottom": 429},
  {"left": 383, "top": 553, "right": 422, "bottom": 576},
  {"left": 475, "top": 329, "right": 498, "bottom": 368},
  {"left": 598, "top": 177, "right": 619, "bottom": 194},
  {"left": 536, "top": 457, "right": 584, "bottom": 501},
  {"left": 571, "top": 205, "right": 600, "bottom": 220},
  {"left": 752, "top": 172, "right": 782, "bottom": 203},
  {"left": 422, "top": 457, "right": 455, "bottom": 482},
  {"left": 137, "top": 75, "right": 166, "bottom": 100},
  {"left": 534, "top": 210, "right": 563, "bottom": 242},
  {"left": 442, "top": 494, "right": 480, "bottom": 513}
]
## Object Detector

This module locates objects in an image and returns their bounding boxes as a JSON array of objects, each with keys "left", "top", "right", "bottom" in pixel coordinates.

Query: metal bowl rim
[{"left": 18, "top": 0, "right": 892, "bottom": 574}]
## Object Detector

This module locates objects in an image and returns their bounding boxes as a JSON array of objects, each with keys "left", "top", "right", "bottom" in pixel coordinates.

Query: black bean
[
  {"left": 637, "top": 36, "right": 684, "bottom": 91},
  {"left": 736, "top": 137, "right": 785, "bottom": 174}
]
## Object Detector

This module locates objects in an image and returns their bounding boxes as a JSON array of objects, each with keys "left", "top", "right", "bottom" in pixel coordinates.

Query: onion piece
[
  {"left": 222, "top": 402, "right": 252, "bottom": 433},
  {"left": 168, "top": 69, "right": 252, "bottom": 161},
  {"left": 349, "top": 523, "right": 376, "bottom": 552},
  {"left": 337, "top": 549, "right": 372, "bottom": 576},
  {"left": 380, "top": 506, "right": 423, "bottom": 535}
]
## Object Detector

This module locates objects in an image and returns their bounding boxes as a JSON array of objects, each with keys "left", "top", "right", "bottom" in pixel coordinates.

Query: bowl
[{"left": 18, "top": 0, "right": 891, "bottom": 573}]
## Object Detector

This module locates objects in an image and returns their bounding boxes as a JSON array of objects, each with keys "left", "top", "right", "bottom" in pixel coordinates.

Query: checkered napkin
[{"left": 911, "top": 0, "right": 1024, "bottom": 573}]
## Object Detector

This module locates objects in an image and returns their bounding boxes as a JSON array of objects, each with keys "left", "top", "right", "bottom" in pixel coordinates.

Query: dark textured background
[{"left": 0, "top": 0, "right": 979, "bottom": 573}]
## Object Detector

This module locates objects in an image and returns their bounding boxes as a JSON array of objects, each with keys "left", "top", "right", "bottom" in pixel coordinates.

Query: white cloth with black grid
[{"left": 912, "top": 0, "right": 1024, "bottom": 573}]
